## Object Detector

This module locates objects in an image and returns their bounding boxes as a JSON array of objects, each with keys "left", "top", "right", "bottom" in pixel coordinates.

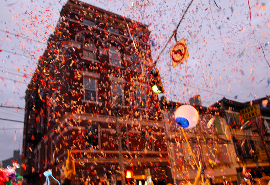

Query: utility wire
[
  {"left": 0, "top": 110, "right": 24, "bottom": 118},
  {"left": 0, "top": 49, "right": 37, "bottom": 60},
  {"left": 0, "top": 29, "right": 45, "bottom": 44},
  {"left": 0, "top": 66, "right": 33, "bottom": 78},
  {"left": 0, "top": 117, "right": 24, "bottom": 123},
  {"left": 0, "top": 76, "right": 29, "bottom": 84},
  {"left": 0, "top": 70, "right": 30, "bottom": 79},
  {"left": 0, "top": 105, "right": 25, "bottom": 110},
  {"left": 170, "top": 78, "right": 247, "bottom": 102},
  {"left": 154, "top": 0, "right": 194, "bottom": 65},
  {"left": 0, "top": 128, "right": 23, "bottom": 130}
]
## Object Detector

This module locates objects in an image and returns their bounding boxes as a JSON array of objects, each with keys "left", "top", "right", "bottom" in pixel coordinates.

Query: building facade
[
  {"left": 1, "top": 150, "right": 21, "bottom": 175},
  {"left": 160, "top": 96, "right": 239, "bottom": 185},
  {"left": 212, "top": 97, "right": 270, "bottom": 183},
  {"left": 22, "top": 0, "right": 170, "bottom": 184}
]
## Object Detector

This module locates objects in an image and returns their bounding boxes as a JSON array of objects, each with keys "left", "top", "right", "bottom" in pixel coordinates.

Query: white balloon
[{"left": 174, "top": 105, "right": 199, "bottom": 129}]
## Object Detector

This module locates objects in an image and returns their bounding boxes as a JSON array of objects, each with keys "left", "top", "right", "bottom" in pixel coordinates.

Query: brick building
[{"left": 22, "top": 0, "right": 170, "bottom": 184}]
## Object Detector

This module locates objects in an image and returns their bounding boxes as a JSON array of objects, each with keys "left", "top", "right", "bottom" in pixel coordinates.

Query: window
[
  {"left": 264, "top": 119, "right": 270, "bottom": 134},
  {"left": 131, "top": 54, "right": 142, "bottom": 73},
  {"left": 84, "top": 77, "right": 98, "bottom": 102},
  {"left": 108, "top": 27, "right": 119, "bottom": 34},
  {"left": 109, "top": 47, "right": 122, "bottom": 66},
  {"left": 250, "top": 140, "right": 257, "bottom": 153},
  {"left": 232, "top": 137, "right": 243, "bottom": 159},
  {"left": 111, "top": 82, "right": 124, "bottom": 106},
  {"left": 83, "top": 41, "right": 96, "bottom": 60},
  {"left": 121, "top": 126, "right": 128, "bottom": 151},
  {"left": 83, "top": 19, "right": 95, "bottom": 27},
  {"left": 225, "top": 112, "right": 239, "bottom": 128},
  {"left": 135, "top": 84, "right": 147, "bottom": 108},
  {"left": 142, "top": 127, "right": 153, "bottom": 151},
  {"left": 85, "top": 124, "right": 99, "bottom": 150}
]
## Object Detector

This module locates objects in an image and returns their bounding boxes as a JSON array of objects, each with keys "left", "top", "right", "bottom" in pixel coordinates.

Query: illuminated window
[
  {"left": 84, "top": 77, "right": 98, "bottom": 102},
  {"left": 83, "top": 41, "right": 96, "bottom": 60},
  {"left": 109, "top": 46, "right": 122, "bottom": 66}
]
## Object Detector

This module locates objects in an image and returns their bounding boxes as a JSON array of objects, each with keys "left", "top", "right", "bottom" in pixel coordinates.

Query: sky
[{"left": 0, "top": 0, "right": 269, "bottom": 160}]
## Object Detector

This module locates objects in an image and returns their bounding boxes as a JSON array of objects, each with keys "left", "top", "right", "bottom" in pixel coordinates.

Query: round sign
[{"left": 170, "top": 42, "right": 187, "bottom": 63}]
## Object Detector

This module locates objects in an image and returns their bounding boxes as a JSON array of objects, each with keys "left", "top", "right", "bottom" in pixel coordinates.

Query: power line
[
  {"left": 0, "top": 29, "right": 45, "bottom": 44},
  {"left": 0, "top": 117, "right": 24, "bottom": 123},
  {"left": 169, "top": 78, "right": 247, "bottom": 102},
  {"left": 0, "top": 128, "right": 23, "bottom": 130},
  {"left": 0, "top": 70, "right": 31, "bottom": 79},
  {"left": 0, "top": 76, "right": 29, "bottom": 84},
  {"left": 0, "top": 110, "right": 24, "bottom": 118},
  {"left": 154, "top": 0, "right": 194, "bottom": 65},
  {"left": 0, "top": 66, "right": 33, "bottom": 78},
  {"left": 0, "top": 105, "right": 25, "bottom": 110},
  {"left": 0, "top": 49, "right": 37, "bottom": 60}
]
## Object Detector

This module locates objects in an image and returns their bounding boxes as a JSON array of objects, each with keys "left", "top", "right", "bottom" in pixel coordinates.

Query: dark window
[
  {"left": 83, "top": 19, "right": 95, "bottom": 26},
  {"left": 108, "top": 27, "right": 119, "bottom": 34},
  {"left": 84, "top": 77, "right": 97, "bottom": 102},
  {"left": 121, "top": 126, "right": 128, "bottom": 151},
  {"left": 250, "top": 139, "right": 257, "bottom": 153},
  {"left": 243, "top": 140, "right": 252, "bottom": 158},
  {"left": 142, "top": 127, "right": 152, "bottom": 151},
  {"left": 232, "top": 137, "right": 243, "bottom": 158},
  {"left": 85, "top": 124, "right": 99, "bottom": 149}
]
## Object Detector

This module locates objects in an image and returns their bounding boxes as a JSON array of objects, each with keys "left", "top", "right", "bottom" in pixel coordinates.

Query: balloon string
[
  {"left": 44, "top": 172, "right": 60, "bottom": 185},
  {"left": 181, "top": 127, "right": 199, "bottom": 169},
  {"left": 51, "top": 175, "right": 61, "bottom": 185},
  {"left": 45, "top": 176, "right": 49, "bottom": 185}
]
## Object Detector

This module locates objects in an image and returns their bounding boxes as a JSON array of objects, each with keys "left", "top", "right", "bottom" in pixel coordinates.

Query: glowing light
[
  {"left": 126, "top": 170, "right": 133, "bottom": 179},
  {"left": 152, "top": 85, "right": 161, "bottom": 94}
]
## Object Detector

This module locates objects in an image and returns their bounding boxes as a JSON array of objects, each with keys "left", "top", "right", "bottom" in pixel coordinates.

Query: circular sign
[{"left": 170, "top": 42, "right": 187, "bottom": 63}]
